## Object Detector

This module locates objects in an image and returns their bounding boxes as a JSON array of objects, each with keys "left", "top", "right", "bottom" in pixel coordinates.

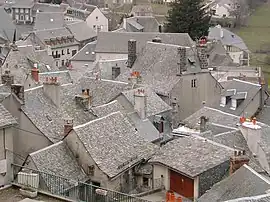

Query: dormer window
[
  {"left": 220, "top": 89, "right": 236, "bottom": 107},
  {"left": 230, "top": 92, "right": 247, "bottom": 110}
]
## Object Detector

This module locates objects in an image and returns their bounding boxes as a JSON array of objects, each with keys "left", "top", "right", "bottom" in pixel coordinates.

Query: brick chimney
[
  {"left": 197, "top": 42, "right": 208, "bottom": 69},
  {"left": 75, "top": 88, "right": 92, "bottom": 110},
  {"left": 1, "top": 69, "right": 14, "bottom": 85},
  {"left": 127, "top": 39, "right": 136, "bottom": 68},
  {"left": 230, "top": 150, "right": 249, "bottom": 175},
  {"left": 200, "top": 116, "right": 208, "bottom": 132},
  {"left": 11, "top": 84, "right": 24, "bottom": 104},
  {"left": 177, "top": 47, "right": 187, "bottom": 75},
  {"left": 63, "top": 118, "right": 73, "bottom": 136},
  {"left": 43, "top": 77, "right": 60, "bottom": 107},
  {"left": 31, "top": 64, "right": 39, "bottom": 82},
  {"left": 134, "top": 88, "right": 147, "bottom": 119}
]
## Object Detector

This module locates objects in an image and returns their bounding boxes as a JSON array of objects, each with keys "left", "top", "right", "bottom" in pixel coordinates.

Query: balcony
[{"left": 52, "top": 54, "right": 61, "bottom": 59}]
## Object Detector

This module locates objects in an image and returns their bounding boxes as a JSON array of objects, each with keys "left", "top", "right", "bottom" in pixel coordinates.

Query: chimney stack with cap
[
  {"left": 75, "top": 88, "right": 92, "bottom": 110},
  {"left": 127, "top": 39, "right": 136, "bottom": 68},
  {"left": 32, "top": 64, "right": 39, "bottom": 82},
  {"left": 177, "top": 47, "right": 187, "bottom": 75},
  {"left": 230, "top": 150, "right": 249, "bottom": 175},
  {"left": 134, "top": 88, "right": 147, "bottom": 119},
  {"left": 1, "top": 69, "right": 14, "bottom": 85},
  {"left": 63, "top": 118, "right": 73, "bottom": 136},
  {"left": 11, "top": 84, "right": 24, "bottom": 104},
  {"left": 197, "top": 37, "right": 208, "bottom": 69},
  {"left": 43, "top": 77, "right": 60, "bottom": 107}
]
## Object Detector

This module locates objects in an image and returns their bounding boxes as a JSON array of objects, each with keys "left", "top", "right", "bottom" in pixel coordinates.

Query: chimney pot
[
  {"left": 31, "top": 68, "right": 39, "bottom": 82},
  {"left": 1, "top": 69, "right": 14, "bottom": 85},
  {"left": 134, "top": 88, "right": 147, "bottom": 119},
  {"left": 230, "top": 151, "right": 249, "bottom": 175},
  {"left": 43, "top": 76, "right": 60, "bottom": 107},
  {"left": 200, "top": 116, "right": 208, "bottom": 132},
  {"left": 64, "top": 118, "right": 73, "bottom": 136}
]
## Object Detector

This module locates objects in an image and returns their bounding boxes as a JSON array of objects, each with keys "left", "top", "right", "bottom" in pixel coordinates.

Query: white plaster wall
[
  {"left": 95, "top": 53, "right": 127, "bottom": 61},
  {"left": 240, "top": 126, "right": 261, "bottom": 154},
  {"left": 86, "top": 8, "right": 108, "bottom": 32},
  {"left": 257, "top": 145, "right": 270, "bottom": 173},
  {"left": 153, "top": 164, "right": 169, "bottom": 190},
  {"left": 52, "top": 45, "right": 79, "bottom": 67},
  {"left": 228, "top": 51, "right": 243, "bottom": 64}
]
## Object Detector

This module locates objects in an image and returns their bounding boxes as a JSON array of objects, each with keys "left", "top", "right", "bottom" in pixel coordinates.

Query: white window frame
[
  {"left": 25, "top": 9, "right": 29, "bottom": 13},
  {"left": 220, "top": 96, "right": 226, "bottom": 107},
  {"left": 15, "top": 8, "right": 19, "bottom": 13},
  {"left": 20, "top": 8, "right": 24, "bottom": 13},
  {"left": 230, "top": 99, "right": 237, "bottom": 110}
]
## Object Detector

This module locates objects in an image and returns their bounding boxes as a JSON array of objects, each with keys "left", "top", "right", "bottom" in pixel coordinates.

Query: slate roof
[
  {"left": 149, "top": 136, "right": 233, "bottom": 177},
  {"left": 125, "top": 16, "right": 160, "bottom": 32},
  {"left": 95, "top": 32, "right": 195, "bottom": 54},
  {"left": 91, "top": 100, "right": 124, "bottom": 118},
  {"left": 0, "top": 84, "right": 11, "bottom": 102},
  {"left": 225, "top": 194, "right": 270, "bottom": 202},
  {"left": 0, "top": 7, "right": 17, "bottom": 42},
  {"left": 70, "top": 41, "right": 96, "bottom": 61},
  {"left": 30, "top": 141, "right": 87, "bottom": 193},
  {"left": 208, "top": 25, "right": 249, "bottom": 51},
  {"left": 257, "top": 99, "right": 270, "bottom": 126},
  {"left": 131, "top": 5, "right": 153, "bottom": 15},
  {"left": 66, "top": 21, "right": 96, "bottom": 42},
  {"left": 12, "top": 0, "right": 34, "bottom": 8},
  {"left": 122, "top": 87, "right": 172, "bottom": 117},
  {"left": 117, "top": 42, "right": 201, "bottom": 95},
  {"left": 73, "top": 111, "right": 158, "bottom": 178},
  {"left": 198, "top": 165, "right": 270, "bottom": 202},
  {"left": 0, "top": 103, "right": 17, "bottom": 128},
  {"left": 33, "top": 3, "right": 67, "bottom": 13},
  {"left": 39, "top": 71, "right": 73, "bottom": 85},
  {"left": 210, "top": 79, "right": 262, "bottom": 116},
  {"left": 34, "top": 12, "right": 65, "bottom": 31}
]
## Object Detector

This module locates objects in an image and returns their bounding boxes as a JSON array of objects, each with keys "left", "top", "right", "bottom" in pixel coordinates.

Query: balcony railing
[{"left": 12, "top": 164, "right": 149, "bottom": 202}]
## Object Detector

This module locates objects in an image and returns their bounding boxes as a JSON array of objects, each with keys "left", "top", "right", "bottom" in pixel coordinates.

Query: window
[
  {"left": 25, "top": 9, "right": 29, "bottom": 13},
  {"left": 88, "top": 165, "right": 95, "bottom": 176},
  {"left": 52, "top": 51, "right": 54, "bottom": 56},
  {"left": 15, "top": 15, "right": 19, "bottom": 20},
  {"left": 93, "top": 25, "right": 96, "bottom": 29},
  {"left": 191, "top": 79, "right": 197, "bottom": 88},
  {"left": 223, "top": 14, "right": 226, "bottom": 17},
  {"left": 25, "top": 15, "right": 29, "bottom": 21},
  {"left": 67, "top": 48, "right": 70, "bottom": 54},
  {"left": 230, "top": 99, "right": 237, "bottom": 110},
  {"left": 96, "top": 16, "right": 98, "bottom": 20},
  {"left": 20, "top": 15, "right": 24, "bottom": 20},
  {"left": 227, "top": 45, "right": 232, "bottom": 51},
  {"left": 61, "top": 60, "right": 65, "bottom": 66},
  {"left": 154, "top": 116, "right": 164, "bottom": 133},
  {"left": 143, "top": 177, "right": 149, "bottom": 186},
  {"left": 15, "top": 8, "right": 19, "bottom": 13},
  {"left": 20, "top": 8, "right": 24, "bottom": 13},
  {"left": 112, "top": 66, "right": 120, "bottom": 79},
  {"left": 62, "top": 49, "right": 64, "bottom": 55},
  {"left": 72, "top": 50, "right": 77, "bottom": 56},
  {"left": 56, "top": 61, "right": 58, "bottom": 67}
]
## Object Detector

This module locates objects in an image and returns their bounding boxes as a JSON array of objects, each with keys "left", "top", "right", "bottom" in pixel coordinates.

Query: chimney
[
  {"left": 230, "top": 150, "right": 249, "bottom": 175},
  {"left": 1, "top": 69, "right": 14, "bottom": 85},
  {"left": 197, "top": 38, "right": 208, "bottom": 69},
  {"left": 11, "top": 84, "right": 24, "bottom": 104},
  {"left": 134, "top": 88, "right": 147, "bottom": 119},
  {"left": 63, "top": 118, "right": 73, "bottom": 136},
  {"left": 75, "top": 88, "right": 92, "bottom": 110},
  {"left": 152, "top": 37, "right": 162, "bottom": 43},
  {"left": 31, "top": 64, "right": 39, "bottom": 82},
  {"left": 239, "top": 117, "right": 261, "bottom": 155},
  {"left": 127, "top": 39, "right": 136, "bottom": 68},
  {"left": 43, "top": 77, "right": 60, "bottom": 107},
  {"left": 128, "top": 71, "right": 141, "bottom": 85},
  {"left": 177, "top": 47, "right": 187, "bottom": 75},
  {"left": 200, "top": 116, "right": 208, "bottom": 132}
]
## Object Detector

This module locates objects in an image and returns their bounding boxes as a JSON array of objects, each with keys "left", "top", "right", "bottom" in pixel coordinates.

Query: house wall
[
  {"left": 171, "top": 72, "right": 222, "bottom": 122},
  {"left": 214, "top": 5, "right": 230, "bottom": 18},
  {"left": 95, "top": 53, "right": 127, "bottom": 61},
  {"left": 52, "top": 45, "right": 79, "bottom": 68},
  {"left": 12, "top": 7, "right": 33, "bottom": 24},
  {"left": 86, "top": 8, "right": 108, "bottom": 32},
  {"left": 2, "top": 95, "right": 52, "bottom": 165},
  {"left": 198, "top": 160, "right": 230, "bottom": 197},
  {"left": 0, "top": 127, "right": 14, "bottom": 186},
  {"left": 152, "top": 164, "right": 169, "bottom": 190},
  {"left": 98, "top": 59, "right": 128, "bottom": 80}
]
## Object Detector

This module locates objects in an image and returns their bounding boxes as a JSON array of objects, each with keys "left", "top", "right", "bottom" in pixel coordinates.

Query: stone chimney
[
  {"left": 75, "top": 88, "right": 92, "bottom": 110},
  {"left": 1, "top": 69, "right": 14, "bottom": 85},
  {"left": 128, "top": 71, "right": 141, "bottom": 85},
  {"left": 127, "top": 39, "right": 136, "bottom": 68},
  {"left": 200, "top": 116, "right": 208, "bottom": 132},
  {"left": 31, "top": 64, "right": 39, "bottom": 82},
  {"left": 63, "top": 118, "right": 73, "bottom": 136},
  {"left": 134, "top": 88, "right": 147, "bottom": 119},
  {"left": 197, "top": 39, "right": 208, "bottom": 69},
  {"left": 11, "top": 84, "right": 24, "bottom": 104},
  {"left": 177, "top": 47, "right": 187, "bottom": 75},
  {"left": 239, "top": 117, "right": 261, "bottom": 155},
  {"left": 152, "top": 37, "right": 162, "bottom": 43},
  {"left": 43, "top": 77, "right": 60, "bottom": 108},
  {"left": 230, "top": 150, "right": 249, "bottom": 175}
]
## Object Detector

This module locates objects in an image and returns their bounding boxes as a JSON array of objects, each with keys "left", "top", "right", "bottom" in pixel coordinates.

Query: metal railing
[{"left": 12, "top": 164, "right": 150, "bottom": 202}]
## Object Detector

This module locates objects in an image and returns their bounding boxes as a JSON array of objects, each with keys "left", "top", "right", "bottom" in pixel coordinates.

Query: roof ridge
[
  {"left": 244, "top": 164, "right": 270, "bottom": 185},
  {"left": 232, "top": 78, "right": 261, "bottom": 87},
  {"left": 30, "top": 141, "right": 63, "bottom": 156}
]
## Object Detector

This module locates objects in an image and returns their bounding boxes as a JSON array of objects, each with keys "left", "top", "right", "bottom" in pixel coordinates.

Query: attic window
[
  {"left": 231, "top": 34, "right": 235, "bottom": 38},
  {"left": 230, "top": 92, "right": 247, "bottom": 110},
  {"left": 87, "top": 165, "right": 95, "bottom": 176},
  {"left": 220, "top": 89, "right": 236, "bottom": 107}
]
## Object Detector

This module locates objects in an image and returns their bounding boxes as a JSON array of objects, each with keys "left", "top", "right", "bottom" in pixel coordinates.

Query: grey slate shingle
[
  {"left": 149, "top": 136, "right": 233, "bottom": 177},
  {"left": 66, "top": 21, "right": 96, "bottom": 42},
  {"left": 198, "top": 165, "right": 270, "bottom": 202},
  {"left": 70, "top": 41, "right": 96, "bottom": 61},
  {"left": 34, "top": 12, "right": 65, "bottom": 30},
  {"left": 225, "top": 194, "right": 270, "bottom": 202},
  {"left": 0, "top": 103, "right": 17, "bottom": 128},
  {"left": 91, "top": 100, "right": 124, "bottom": 118},
  {"left": 74, "top": 111, "right": 158, "bottom": 178},
  {"left": 125, "top": 16, "right": 160, "bottom": 32},
  {"left": 38, "top": 71, "right": 73, "bottom": 85}
]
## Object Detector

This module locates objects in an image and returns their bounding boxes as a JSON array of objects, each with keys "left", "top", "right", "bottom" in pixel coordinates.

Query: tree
[{"left": 164, "top": 0, "right": 211, "bottom": 40}]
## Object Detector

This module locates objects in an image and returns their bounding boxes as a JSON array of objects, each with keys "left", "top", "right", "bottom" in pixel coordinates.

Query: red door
[{"left": 170, "top": 170, "right": 194, "bottom": 199}]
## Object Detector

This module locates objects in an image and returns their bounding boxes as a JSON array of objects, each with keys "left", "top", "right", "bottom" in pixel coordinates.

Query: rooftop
[
  {"left": 0, "top": 103, "right": 17, "bottom": 129},
  {"left": 124, "top": 16, "right": 160, "bottom": 32},
  {"left": 70, "top": 41, "right": 96, "bottom": 61},
  {"left": 73, "top": 111, "right": 158, "bottom": 178},
  {"left": 66, "top": 21, "right": 96, "bottom": 42},
  {"left": 38, "top": 71, "right": 73, "bottom": 85},
  {"left": 34, "top": 12, "right": 65, "bottom": 31},
  {"left": 198, "top": 165, "right": 270, "bottom": 202},
  {"left": 149, "top": 136, "right": 233, "bottom": 177},
  {"left": 12, "top": 0, "right": 34, "bottom": 8},
  {"left": 91, "top": 100, "right": 124, "bottom": 118}
]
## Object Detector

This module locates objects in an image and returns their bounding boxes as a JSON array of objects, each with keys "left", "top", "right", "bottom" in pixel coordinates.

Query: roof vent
[
  {"left": 91, "top": 51, "right": 95, "bottom": 55},
  {"left": 86, "top": 51, "right": 89, "bottom": 55},
  {"left": 50, "top": 18, "right": 54, "bottom": 22}
]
